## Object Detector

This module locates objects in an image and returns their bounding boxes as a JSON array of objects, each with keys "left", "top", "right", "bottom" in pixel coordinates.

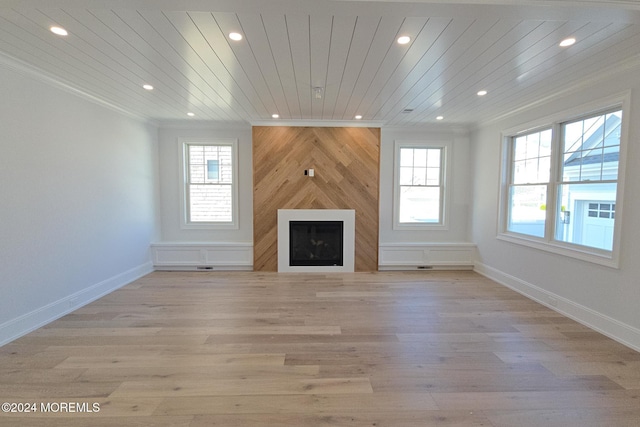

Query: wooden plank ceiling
[{"left": 0, "top": 0, "right": 639, "bottom": 127}]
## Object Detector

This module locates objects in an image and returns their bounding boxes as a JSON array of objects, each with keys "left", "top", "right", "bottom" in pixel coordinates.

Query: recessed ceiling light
[
  {"left": 436, "top": 116, "right": 444, "bottom": 121},
  {"left": 187, "top": 112, "right": 195, "bottom": 117},
  {"left": 272, "top": 113, "right": 280, "bottom": 119},
  {"left": 397, "top": 36, "right": 411, "bottom": 45},
  {"left": 477, "top": 90, "right": 488, "bottom": 96},
  {"left": 50, "top": 26, "right": 68, "bottom": 36},
  {"left": 229, "top": 32, "right": 243, "bottom": 41},
  {"left": 142, "top": 84, "right": 154, "bottom": 91},
  {"left": 559, "top": 37, "right": 576, "bottom": 47},
  {"left": 355, "top": 115, "right": 363, "bottom": 120}
]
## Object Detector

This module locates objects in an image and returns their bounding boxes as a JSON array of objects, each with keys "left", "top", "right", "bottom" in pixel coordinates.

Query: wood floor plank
[
  {"left": 41, "top": 344, "right": 170, "bottom": 358},
  {"left": 0, "top": 381, "right": 121, "bottom": 399},
  {"left": 0, "top": 368, "right": 85, "bottom": 384},
  {"left": 0, "top": 270, "right": 638, "bottom": 425},
  {"left": 153, "top": 393, "right": 438, "bottom": 415},
  {"left": 494, "top": 349, "right": 640, "bottom": 364},
  {"left": 0, "top": 416, "right": 194, "bottom": 427},
  {"left": 431, "top": 389, "right": 640, "bottom": 411},
  {"left": 189, "top": 411, "right": 493, "bottom": 427},
  {"left": 77, "top": 364, "right": 320, "bottom": 383},
  {"left": 369, "top": 372, "right": 623, "bottom": 393},
  {"left": 28, "top": 327, "right": 163, "bottom": 337},
  {"left": 110, "top": 377, "right": 373, "bottom": 397},
  {"left": 54, "top": 353, "right": 286, "bottom": 369},
  {"left": 486, "top": 408, "right": 640, "bottom": 427},
  {"left": 12, "top": 334, "right": 210, "bottom": 347},
  {"left": 154, "top": 325, "right": 341, "bottom": 335},
  {"left": 540, "top": 360, "right": 640, "bottom": 389}
]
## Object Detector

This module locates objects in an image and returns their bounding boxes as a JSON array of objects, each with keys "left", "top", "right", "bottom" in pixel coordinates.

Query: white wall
[
  {"left": 470, "top": 64, "right": 640, "bottom": 350},
  {"left": 0, "top": 61, "right": 158, "bottom": 345},
  {"left": 379, "top": 127, "right": 472, "bottom": 244},
  {"left": 157, "top": 126, "right": 253, "bottom": 243}
]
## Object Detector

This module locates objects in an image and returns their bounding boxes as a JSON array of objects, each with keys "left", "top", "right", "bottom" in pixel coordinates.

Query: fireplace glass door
[{"left": 289, "top": 221, "right": 344, "bottom": 266}]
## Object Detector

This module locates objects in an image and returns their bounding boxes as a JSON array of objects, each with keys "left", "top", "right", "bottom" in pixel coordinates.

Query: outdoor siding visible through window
[{"left": 186, "top": 144, "right": 233, "bottom": 223}]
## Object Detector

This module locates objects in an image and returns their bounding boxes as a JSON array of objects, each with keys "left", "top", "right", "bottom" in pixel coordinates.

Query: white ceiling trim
[
  {"left": 0, "top": 49, "right": 155, "bottom": 125},
  {"left": 478, "top": 52, "right": 640, "bottom": 128},
  {"left": 250, "top": 119, "right": 386, "bottom": 128}
]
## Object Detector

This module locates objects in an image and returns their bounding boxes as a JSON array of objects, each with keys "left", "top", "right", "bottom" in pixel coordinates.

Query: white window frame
[
  {"left": 497, "top": 94, "right": 629, "bottom": 268},
  {"left": 179, "top": 138, "right": 239, "bottom": 230},
  {"left": 393, "top": 140, "right": 451, "bottom": 230},
  {"left": 502, "top": 126, "right": 553, "bottom": 239}
]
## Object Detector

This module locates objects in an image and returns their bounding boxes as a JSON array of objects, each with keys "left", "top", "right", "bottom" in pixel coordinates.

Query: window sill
[
  {"left": 181, "top": 222, "right": 239, "bottom": 230},
  {"left": 496, "top": 232, "right": 619, "bottom": 269},
  {"left": 393, "top": 222, "right": 449, "bottom": 231}
]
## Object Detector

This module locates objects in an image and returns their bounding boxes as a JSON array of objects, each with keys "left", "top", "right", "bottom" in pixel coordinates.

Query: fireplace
[
  {"left": 277, "top": 209, "right": 355, "bottom": 272},
  {"left": 289, "top": 221, "right": 343, "bottom": 266}
]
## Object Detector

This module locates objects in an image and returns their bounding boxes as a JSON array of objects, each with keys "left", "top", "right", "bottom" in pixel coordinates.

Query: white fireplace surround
[{"left": 278, "top": 209, "right": 355, "bottom": 272}]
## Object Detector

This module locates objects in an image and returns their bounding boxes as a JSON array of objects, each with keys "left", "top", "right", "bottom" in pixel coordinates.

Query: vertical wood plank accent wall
[{"left": 253, "top": 126, "right": 380, "bottom": 272}]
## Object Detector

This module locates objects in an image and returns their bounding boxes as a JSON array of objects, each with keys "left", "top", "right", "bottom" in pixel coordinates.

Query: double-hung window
[
  {"left": 554, "top": 110, "right": 622, "bottom": 251},
  {"left": 394, "top": 141, "right": 449, "bottom": 229},
  {"left": 506, "top": 128, "right": 552, "bottom": 238},
  {"left": 501, "top": 105, "right": 625, "bottom": 266},
  {"left": 182, "top": 140, "right": 238, "bottom": 228}
]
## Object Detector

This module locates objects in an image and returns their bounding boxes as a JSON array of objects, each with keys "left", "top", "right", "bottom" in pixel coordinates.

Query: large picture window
[
  {"left": 500, "top": 105, "right": 625, "bottom": 266},
  {"left": 394, "top": 141, "right": 448, "bottom": 228},
  {"left": 182, "top": 140, "right": 238, "bottom": 227}
]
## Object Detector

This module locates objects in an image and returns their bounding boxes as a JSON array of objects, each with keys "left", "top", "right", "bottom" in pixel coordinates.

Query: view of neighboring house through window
[
  {"left": 555, "top": 110, "right": 621, "bottom": 251},
  {"left": 185, "top": 143, "right": 233, "bottom": 223},
  {"left": 502, "top": 107, "right": 623, "bottom": 259},
  {"left": 395, "top": 142, "right": 446, "bottom": 226}
]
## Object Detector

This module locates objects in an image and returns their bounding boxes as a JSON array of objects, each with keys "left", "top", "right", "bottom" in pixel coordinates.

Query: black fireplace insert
[{"left": 289, "top": 221, "right": 344, "bottom": 266}]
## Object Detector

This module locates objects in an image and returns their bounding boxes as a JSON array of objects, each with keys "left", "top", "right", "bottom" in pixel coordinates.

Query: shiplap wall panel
[{"left": 253, "top": 126, "right": 380, "bottom": 272}]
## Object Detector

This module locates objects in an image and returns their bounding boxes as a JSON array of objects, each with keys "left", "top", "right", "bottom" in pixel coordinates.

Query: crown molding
[
  {"left": 158, "top": 119, "right": 251, "bottom": 131},
  {"left": 383, "top": 122, "right": 470, "bottom": 134},
  {"left": 0, "top": 50, "right": 156, "bottom": 127},
  {"left": 250, "top": 119, "right": 385, "bottom": 128},
  {"left": 474, "top": 53, "right": 640, "bottom": 131}
]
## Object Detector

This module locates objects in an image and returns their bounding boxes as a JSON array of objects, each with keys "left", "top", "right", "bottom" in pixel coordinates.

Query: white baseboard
[
  {"left": 0, "top": 262, "right": 154, "bottom": 347},
  {"left": 474, "top": 261, "right": 640, "bottom": 353},
  {"left": 379, "top": 265, "right": 474, "bottom": 271},
  {"left": 379, "top": 242, "right": 476, "bottom": 270},
  {"left": 151, "top": 242, "right": 253, "bottom": 270},
  {"left": 154, "top": 265, "right": 253, "bottom": 271}
]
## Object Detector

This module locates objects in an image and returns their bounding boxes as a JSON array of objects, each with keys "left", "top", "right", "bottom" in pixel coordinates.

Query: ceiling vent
[{"left": 402, "top": 108, "right": 414, "bottom": 113}]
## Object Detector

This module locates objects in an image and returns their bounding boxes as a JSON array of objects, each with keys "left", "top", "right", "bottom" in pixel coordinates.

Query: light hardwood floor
[{"left": 1, "top": 271, "right": 639, "bottom": 426}]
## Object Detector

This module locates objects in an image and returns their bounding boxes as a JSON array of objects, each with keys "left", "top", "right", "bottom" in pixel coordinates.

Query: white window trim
[
  {"left": 497, "top": 93, "right": 630, "bottom": 268},
  {"left": 393, "top": 139, "right": 451, "bottom": 231},
  {"left": 179, "top": 138, "right": 239, "bottom": 230}
]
